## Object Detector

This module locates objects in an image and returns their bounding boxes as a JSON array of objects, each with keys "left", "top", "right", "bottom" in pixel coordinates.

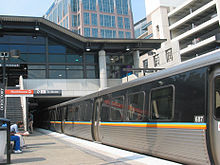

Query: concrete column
[
  {"left": 99, "top": 50, "right": 107, "bottom": 90},
  {"left": 133, "top": 50, "right": 140, "bottom": 68}
]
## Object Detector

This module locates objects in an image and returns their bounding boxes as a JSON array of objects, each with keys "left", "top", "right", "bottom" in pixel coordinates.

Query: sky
[{"left": 0, "top": 0, "right": 146, "bottom": 23}]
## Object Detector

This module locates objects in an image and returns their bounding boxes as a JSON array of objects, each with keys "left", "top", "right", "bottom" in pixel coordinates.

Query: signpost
[{"left": 0, "top": 84, "right": 5, "bottom": 118}]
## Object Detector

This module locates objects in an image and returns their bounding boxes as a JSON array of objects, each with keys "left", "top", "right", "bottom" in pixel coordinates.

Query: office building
[{"left": 44, "top": 0, "right": 134, "bottom": 38}]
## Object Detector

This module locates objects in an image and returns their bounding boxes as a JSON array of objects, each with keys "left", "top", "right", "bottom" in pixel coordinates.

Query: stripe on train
[{"left": 50, "top": 121, "right": 207, "bottom": 130}]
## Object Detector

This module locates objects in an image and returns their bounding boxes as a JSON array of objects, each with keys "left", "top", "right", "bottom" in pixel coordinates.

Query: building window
[
  {"left": 118, "top": 31, "right": 124, "bottom": 38},
  {"left": 116, "top": 0, "right": 128, "bottom": 15},
  {"left": 83, "top": 13, "right": 90, "bottom": 25},
  {"left": 166, "top": 48, "right": 173, "bottom": 62},
  {"left": 98, "top": 0, "right": 114, "bottom": 13},
  {"left": 84, "top": 28, "right": 90, "bottom": 37},
  {"left": 124, "top": 18, "right": 130, "bottom": 29},
  {"left": 125, "top": 32, "right": 131, "bottom": 38},
  {"left": 100, "top": 15, "right": 115, "bottom": 28},
  {"left": 58, "top": 2, "right": 63, "bottom": 22},
  {"left": 72, "top": 15, "right": 78, "bottom": 27},
  {"left": 143, "top": 59, "right": 148, "bottom": 68},
  {"left": 71, "top": 0, "right": 79, "bottom": 12},
  {"left": 100, "top": 29, "right": 116, "bottom": 38},
  {"left": 91, "top": 13, "right": 97, "bottom": 26},
  {"left": 117, "top": 17, "right": 123, "bottom": 29},
  {"left": 92, "top": 28, "right": 98, "bottom": 37},
  {"left": 153, "top": 55, "right": 160, "bottom": 67}
]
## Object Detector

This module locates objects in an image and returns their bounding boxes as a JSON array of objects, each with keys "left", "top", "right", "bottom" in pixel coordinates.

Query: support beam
[{"left": 99, "top": 50, "right": 107, "bottom": 90}]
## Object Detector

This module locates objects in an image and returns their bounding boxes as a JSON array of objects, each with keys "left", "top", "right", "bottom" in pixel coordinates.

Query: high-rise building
[{"left": 44, "top": 0, "right": 134, "bottom": 39}]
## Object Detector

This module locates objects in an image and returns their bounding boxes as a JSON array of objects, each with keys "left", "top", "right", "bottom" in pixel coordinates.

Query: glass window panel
[
  {"left": 48, "top": 54, "right": 65, "bottom": 63},
  {"left": 111, "top": 96, "right": 124, "bottom": 121},
  {"left": 86, "top": 65, "right": 95, "bottom": 69},
  {"left": 49, "top": 65, "right": 65, "bottom": 69},
  {"left": 101, "top": 96, "right": 110, "bottom": 122},
  {"left": 85, "top": 54, "right": 96, "bottom": 63},
  {"left": 150, "top": 86, "right": 174, "bottom": 120},
  {"left": 86, "top": 70, "right": 98, "bottom": 78},
  {"left": 67, "top": 70, "right": 83, "bottom": 78},
  {"left": 49, "top": 70, "right": 66, "bottom": 79},
  {"left": 83, "top": 12, "right": 90, "bottom": 25},
  {"left": 215, "top": 77, "right": 220, "bottom": 119},
  {"left": 28, "top": 65, "right": 46, "bottom": 69},
  {"left": 26, "top": 54, "right": 46, "bottom": 63},
  {"left": 0, "top": 35, "right": 45, "bottom": 44},
  {"left": 66, "top": 65, "right": 83, "bottom": 69},
  {"left": 126, "top": 92, "right": 145, "bottom": 121},
  {"left": 84, "top": 28, "right": 90, "bottom": 37},
  {"left": 66, "top": 54, "right": 83, "bottom": 63},
  {"left": 28, "top": 70, "right": 46, "bottom": 79}
]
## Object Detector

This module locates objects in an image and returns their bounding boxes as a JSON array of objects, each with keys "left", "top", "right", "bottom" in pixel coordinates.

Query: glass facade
[
  {"left": 0, "top": 34, "right": 104, "bottom": 82},
  {"left": 45, "top": 0, "right": 134, "bottom": 39}
]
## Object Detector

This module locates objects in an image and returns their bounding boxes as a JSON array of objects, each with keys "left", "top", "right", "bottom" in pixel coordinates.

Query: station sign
[
  {"left": 34, "top": 90, "right": 62, "bottom": 96},
  {"left": 5, "top": 89, "right": 34, "bottom": 97}
]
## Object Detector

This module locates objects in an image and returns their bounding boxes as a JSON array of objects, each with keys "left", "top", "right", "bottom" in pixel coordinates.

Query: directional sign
[{"left": 34, "top": 90, "right": 62, "bottom": 96}]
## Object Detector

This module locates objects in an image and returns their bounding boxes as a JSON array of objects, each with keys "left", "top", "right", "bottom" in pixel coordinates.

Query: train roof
[{"left": 52, "top": 49, "right": 220, "bottom": 108}]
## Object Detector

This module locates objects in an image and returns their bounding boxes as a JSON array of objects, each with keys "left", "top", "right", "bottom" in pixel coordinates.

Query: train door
[
  {"left": 92, "top": 98, "right": 102, "bottom": 142},
  {"left": 209, "top": 67, "right": 220, "bottom": 165}
]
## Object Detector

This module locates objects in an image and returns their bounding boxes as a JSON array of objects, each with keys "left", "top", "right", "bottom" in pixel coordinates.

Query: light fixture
[
  {"left": 86, "top": 47, "right": 91, "bottom": 52},
  {"left": 126, "top": 46, "right": 130, "bottom": 51},
  {"left": 32, "top": 35, "right": 37, "bottom": 39},
  {"left": 85, "top": 42, "right": 91, "bottom": 52},
  {"left": 34, "top": 26, "right": 40, "bottom": 31}
]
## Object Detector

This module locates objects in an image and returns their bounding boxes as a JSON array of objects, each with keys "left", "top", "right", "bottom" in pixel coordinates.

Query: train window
[
  {"left": 126, "top": 92, "right": 145, "bottom": 121},
  {"left": 111, "top": 96, "right": 124, "bottom": 121},
  {"left": 150, "top": 86, "right": 174, "bottom": 120},
  {"left": 67, "top": 105, "right": 74, "bottom": 121},
  {"left": 215, "top": 77, "right": 220, "bottom": 119},
  {"left": 101, "top": 96, "right": 110, "bottom": 122},
  {"left": 84, "top": 102, "right": 92, "bottom": 121}
]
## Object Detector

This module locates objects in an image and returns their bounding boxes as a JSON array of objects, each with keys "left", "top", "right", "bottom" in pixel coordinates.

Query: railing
[{"left": 0, "top": 118, "right": 10, "bottom": 164}]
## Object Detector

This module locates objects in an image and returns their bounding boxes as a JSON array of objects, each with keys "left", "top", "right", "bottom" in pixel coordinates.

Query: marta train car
[{"left": 38, "top": 50, "right": 220, "bottom": 165}]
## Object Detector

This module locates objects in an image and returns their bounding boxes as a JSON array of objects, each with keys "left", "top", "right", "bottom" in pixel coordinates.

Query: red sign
[{"left": 5, "top": 90, "right": 34, "bottom": 95}]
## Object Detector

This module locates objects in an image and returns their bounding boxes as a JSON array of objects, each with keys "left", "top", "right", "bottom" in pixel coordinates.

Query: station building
[{"left": 0, "top": 15, "right": 164, "bottom": 129}]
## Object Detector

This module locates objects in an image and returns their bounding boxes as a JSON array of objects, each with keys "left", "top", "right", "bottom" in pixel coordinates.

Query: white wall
[
  {"left": 145, "top": 0, "right": 186, "bottom": 16},
  {"left": 23, "top": 79, "right": 122, "bottom": 97}
]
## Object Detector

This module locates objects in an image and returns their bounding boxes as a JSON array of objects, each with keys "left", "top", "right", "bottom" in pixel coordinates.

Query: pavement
[{"left": 10, "top": 129, "right": 182, "bottom": 165}]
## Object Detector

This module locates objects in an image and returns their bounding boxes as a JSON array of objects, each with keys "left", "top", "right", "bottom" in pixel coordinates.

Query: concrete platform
[{"left": 11, "top": 129, "right": 182, "bottom": 165}]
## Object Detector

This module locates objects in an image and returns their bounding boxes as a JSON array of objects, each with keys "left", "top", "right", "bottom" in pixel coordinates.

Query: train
[{"left": 38, "top": 50, "right": 220, "bottom": 165}]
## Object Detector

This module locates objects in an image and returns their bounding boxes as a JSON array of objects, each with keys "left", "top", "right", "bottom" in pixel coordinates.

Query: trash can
[{"left": 0, "top": 118, "right": 10, "bottom": 164}]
